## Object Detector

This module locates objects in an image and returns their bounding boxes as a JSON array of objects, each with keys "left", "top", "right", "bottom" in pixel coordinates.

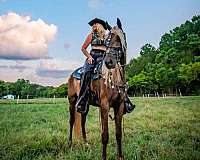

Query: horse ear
[
  {"left": 106, "top": 21, "right": 112, "bottom": 31},
  {"left": 117, "top": 18, "right": 122, "bottom": 30}
]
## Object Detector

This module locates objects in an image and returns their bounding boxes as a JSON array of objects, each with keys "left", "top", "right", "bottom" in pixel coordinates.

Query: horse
[{"left": 68, "top": 18, "right": 127, "bottom": 160}]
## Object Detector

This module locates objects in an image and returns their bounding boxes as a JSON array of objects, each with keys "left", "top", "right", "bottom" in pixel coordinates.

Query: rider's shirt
[{"left": 91, "top": 32, "right": 105, "bottom": 47}]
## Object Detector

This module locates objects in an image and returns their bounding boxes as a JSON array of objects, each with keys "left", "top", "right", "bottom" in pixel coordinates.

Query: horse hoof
[{"left": 85, "top": 142, "right": 89, "bottom": 146}]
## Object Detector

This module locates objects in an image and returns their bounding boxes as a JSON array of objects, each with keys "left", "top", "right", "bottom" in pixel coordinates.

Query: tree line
[
  {"left": 126, "top": 15, "right": 200, "bottom": 96},
  {"left": 0, "top": 79, "right": 67, "bottom": 98}
]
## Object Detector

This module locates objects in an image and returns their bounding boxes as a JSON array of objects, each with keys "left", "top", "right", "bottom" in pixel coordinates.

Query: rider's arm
[{"left": 81, "top": 33, "right": 92, "bottom": 59}]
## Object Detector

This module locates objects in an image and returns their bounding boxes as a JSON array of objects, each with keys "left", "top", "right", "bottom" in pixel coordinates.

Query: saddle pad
[{"left": 71, "top": 67, "right": 101, "bottom": 80}]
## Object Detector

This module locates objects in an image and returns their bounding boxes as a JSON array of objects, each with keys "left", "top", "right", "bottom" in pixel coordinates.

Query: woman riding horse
[{"left": 75, "top": 18, "right": 135, "bottom": 114}]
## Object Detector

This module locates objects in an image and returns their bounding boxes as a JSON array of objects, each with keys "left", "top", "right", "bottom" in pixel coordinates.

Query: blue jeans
[{"left": 83, "top": 51, "right": 105, "bottom": 73}]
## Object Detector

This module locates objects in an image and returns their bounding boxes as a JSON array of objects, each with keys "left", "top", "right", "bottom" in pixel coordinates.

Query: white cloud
[
  {"left": 0, "top": 58, "right": 80, "bottom": 86},
  {"left": 38, "top": 58, "right": 79, "bottom": 71},
  {"left": 0, "top": 12, "right": 57, "bottom": 60},
  {"left": 36, "top": 59, "right": 80, "bottom": 78},
  {"left": 88, "top": 0, "right": 104, "bottom": 9}
]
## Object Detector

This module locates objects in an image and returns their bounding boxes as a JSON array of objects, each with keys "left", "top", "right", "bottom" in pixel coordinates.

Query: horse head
[{"left": 104, "top": 18, "right": 127, "bottom": 70}]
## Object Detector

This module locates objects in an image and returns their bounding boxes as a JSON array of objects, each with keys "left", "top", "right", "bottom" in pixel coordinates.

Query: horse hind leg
[
  {"left": 68, "top": 97, "right": 76, "bottom": 147},
  {"left": 68, "top": 76, "right": 81, "bottom": 146}
]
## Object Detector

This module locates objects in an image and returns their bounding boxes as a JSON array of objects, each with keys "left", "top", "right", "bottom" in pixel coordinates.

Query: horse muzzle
[{"left": 104, "top": 55, "right": 117, "bottom": 69}]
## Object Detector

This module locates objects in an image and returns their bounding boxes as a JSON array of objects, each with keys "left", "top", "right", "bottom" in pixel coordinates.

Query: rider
[{"left": 75, "top": 18, "right": 135, "bottom": 114}]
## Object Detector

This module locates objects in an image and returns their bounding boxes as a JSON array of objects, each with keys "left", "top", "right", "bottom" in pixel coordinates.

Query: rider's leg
[
  {"left": 76, "top": 59, "right": 94, "bottom": 113},
  {"left": 76, "top": 71, "right": 91, "bottom": 113}
]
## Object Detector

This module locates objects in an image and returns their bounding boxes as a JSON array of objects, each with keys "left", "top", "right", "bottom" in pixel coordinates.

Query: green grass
[{"left": 0, "top": 97, "right": 200, "bottom": 160}]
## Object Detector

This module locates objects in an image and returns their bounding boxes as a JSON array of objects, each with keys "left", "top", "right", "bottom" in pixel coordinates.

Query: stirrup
[
  {"left": 75, "top": 98, "right": 88, "bottom": 114},
  {"left": 124, "top": 98, "right": 135, "bottom": 114}
]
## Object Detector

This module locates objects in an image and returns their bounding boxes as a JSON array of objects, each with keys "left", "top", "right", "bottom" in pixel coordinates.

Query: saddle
[
  {"left": 72, "top": 63, "right": 103, "bottom": 108},
  {"left": 72, "top": 63, "right": 102, "bottom": 81}
]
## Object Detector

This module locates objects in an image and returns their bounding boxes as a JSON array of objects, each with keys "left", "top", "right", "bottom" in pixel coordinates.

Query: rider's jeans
[{"left": 83, "top": 51, "right": 104, "bottom": 73}]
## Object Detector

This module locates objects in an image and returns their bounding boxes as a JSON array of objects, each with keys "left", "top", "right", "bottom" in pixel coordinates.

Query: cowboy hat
[{"left": 88, "top": 18, "right": 107, "bottom": 30}]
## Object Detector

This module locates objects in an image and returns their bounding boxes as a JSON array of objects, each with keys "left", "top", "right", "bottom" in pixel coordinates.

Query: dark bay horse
[{"left": 68, "top": 19, "right": 127, "bottom": 160}]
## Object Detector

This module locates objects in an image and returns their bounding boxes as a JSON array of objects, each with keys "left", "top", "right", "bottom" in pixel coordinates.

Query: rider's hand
[{"left": 87, "top": 56, "right": 94, "bottom": 64}]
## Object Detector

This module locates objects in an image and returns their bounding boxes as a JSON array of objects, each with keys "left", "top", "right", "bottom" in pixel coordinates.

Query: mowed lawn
[{"left": 0, "top": 97, "right": 199, "bottom": 160}]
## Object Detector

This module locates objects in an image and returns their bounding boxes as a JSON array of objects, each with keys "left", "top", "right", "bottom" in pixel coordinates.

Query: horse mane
[{"left": 111, "top": 26, "right": 127, "bottom": 56}]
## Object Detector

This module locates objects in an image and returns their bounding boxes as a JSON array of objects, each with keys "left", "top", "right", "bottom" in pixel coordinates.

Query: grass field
[{"left": 0, "top": 97, "right": 199, "bottom": 160}]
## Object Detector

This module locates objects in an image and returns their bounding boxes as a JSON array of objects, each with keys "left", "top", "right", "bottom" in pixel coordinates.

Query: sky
[{"left": 0, "top": 0, "right": 199, "bottom": 86}]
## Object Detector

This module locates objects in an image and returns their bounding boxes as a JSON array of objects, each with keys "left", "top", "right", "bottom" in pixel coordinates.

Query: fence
[{"left": 0, "top": 95, "right": 68, "bottom": 104}]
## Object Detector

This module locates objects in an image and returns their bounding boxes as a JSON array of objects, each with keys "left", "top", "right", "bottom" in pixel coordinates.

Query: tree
[
  {"left": 0, "top": 80, "right": 8, "bottom": 97},
  {"left": 178, "top": 62, "right": 200, "bottom": 94},
  {"left": 56, "top": 83, "right": 68, "bottom": 98},
  {"left": 128, "top": 71, "right": 152, "bottom": 95}
]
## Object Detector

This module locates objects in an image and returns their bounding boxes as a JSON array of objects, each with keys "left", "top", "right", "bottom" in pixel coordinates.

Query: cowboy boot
[
  {"left": 124, "top": 96, "right": 135, "bottom": 114},
  {"left": 76, "top": 72, "right": 91, "bottom": 113}
]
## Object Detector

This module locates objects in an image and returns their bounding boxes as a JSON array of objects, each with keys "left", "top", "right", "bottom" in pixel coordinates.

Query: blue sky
[{"left": 0, "top": 0, "right": 199, "bottom": 86}]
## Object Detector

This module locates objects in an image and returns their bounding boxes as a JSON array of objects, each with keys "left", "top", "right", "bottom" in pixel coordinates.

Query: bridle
[
  {"left": 103, "top": 28, "right": 128, "bottom": 93},
  {"left": 104, "top": 31, "right": 123, "bottom": 65}
]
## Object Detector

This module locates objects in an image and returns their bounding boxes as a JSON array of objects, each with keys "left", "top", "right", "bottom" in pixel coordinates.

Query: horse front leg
[
  {"left": 81, "top": 104, "right": 89, "bottom": 143},
  {"left": 101, "top": 106, "right": 109, "bottom": 160},
  {"left": 114, "top": 102, "right": 124, "bottom": 160}
]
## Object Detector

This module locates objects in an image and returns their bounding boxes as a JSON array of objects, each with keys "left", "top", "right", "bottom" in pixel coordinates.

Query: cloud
[
  {"left": 64, "top": 43, "right": 70, "bottom": 50},
  {"left": 9, "top": 64, "right": 30, "bottom": 72},
  {"left": 0, "top": 12, "right": 57, "bottom": 60},
  {"left": 0, "top": 58, "right": 80, "bottom": 86},
  {"left": 36, "top": 59, "right": 79, "bottom": 78},
  {"left": 37, "top": 69, "right": 71, "bottom": 78},
  {"left": 88, "top": 0, "right": 104, "bottom": 9},
  {"left": 0, "top": 63, "right": 30, "bottom": 72},
  {"left": 0, "top": 65, "right": 8, "bottom": 69}
]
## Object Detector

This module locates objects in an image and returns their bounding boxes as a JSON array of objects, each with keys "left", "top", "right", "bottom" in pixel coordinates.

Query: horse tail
[{"left": 74, "top": 111, "right": 81, "bottom": 139}]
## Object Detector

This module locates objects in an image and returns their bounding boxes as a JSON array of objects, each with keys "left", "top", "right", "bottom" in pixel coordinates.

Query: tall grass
[{"left": 0, "top": 97, "right": 199, "bottom": 160}]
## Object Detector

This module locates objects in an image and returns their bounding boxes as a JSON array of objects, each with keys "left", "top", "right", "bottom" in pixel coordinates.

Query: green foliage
[
  {"left": 0, "top": 80, "right": 8, "bottom": 97},
  {"left": 0, "top": 79, "right": 68, "bottom": 98},
  {"left": 128, "top": 71, "right": 152, "bottom": 95},
  {"left": 126, "top": 15, "right": 200, "bottom": 95},
  {"left": 178, "top": 62, "right": 200, "bottom": 89},
  {"left": 56, "top": 83, "right": 68, "bottom": 97},
  {"left": 126, "top": 43, "right": 158, "bottom": 79}
]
